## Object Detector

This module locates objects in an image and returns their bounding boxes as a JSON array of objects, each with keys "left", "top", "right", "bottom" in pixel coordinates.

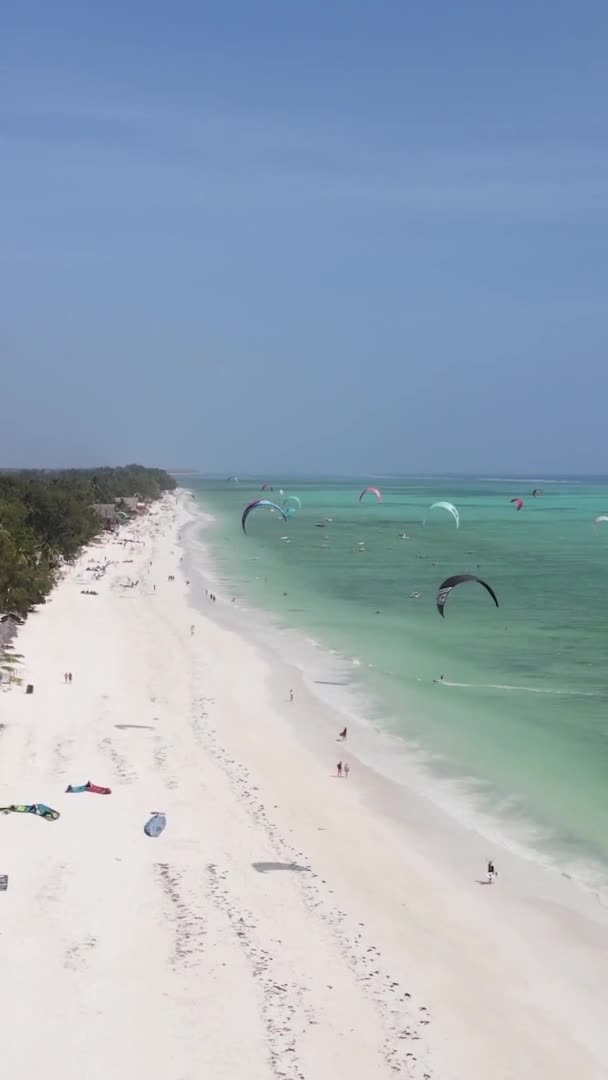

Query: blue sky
[{"left": 2, "top": 1, "right": 607, "bottom": 473}]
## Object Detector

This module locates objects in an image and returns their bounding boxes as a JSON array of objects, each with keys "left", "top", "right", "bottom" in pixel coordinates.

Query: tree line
[{"left": 0, "top": 465, "right": 176, "bottom": 617}]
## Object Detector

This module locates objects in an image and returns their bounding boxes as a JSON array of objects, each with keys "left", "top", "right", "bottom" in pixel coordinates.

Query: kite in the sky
[
  {"left": 359, "top": 486, "right": 382, "bottom": 503},
  {"left": 436, "top": 574, "right": 499, "bottom": 618},
  {"left": 241, "top": 500, "right": 287, "bottom": 535}
]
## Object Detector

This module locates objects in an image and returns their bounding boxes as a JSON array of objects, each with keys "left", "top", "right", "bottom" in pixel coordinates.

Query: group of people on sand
[
  {"left": 288, "top": 686, "right": 496, "bottom": 876},
  {"left": 205, "top": 589, "right": 217, "bottom": 603},
  {"left": 337, "top": 726, "right": 349, "bottom": 778},
  {"left": 63, "top": 672, "right": 74, "bottom": 684},
  {"left": 288, "top": 690, "right": 352, "bottom": 779}
]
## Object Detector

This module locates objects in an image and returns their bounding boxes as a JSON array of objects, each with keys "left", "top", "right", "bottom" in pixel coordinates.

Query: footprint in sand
[
  {"left": 98, "top": 737, "right": 137, "bottom": 784},
  {"left": 155, "top": 863, "right": 206, "bottom": 971},
  {"left": 64, "top": 935, "right": 97, "bottom": 972}
]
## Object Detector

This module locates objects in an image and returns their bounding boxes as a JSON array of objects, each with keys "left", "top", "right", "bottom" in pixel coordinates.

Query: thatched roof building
[{"left": 92, "top": 503, "right": 120, "bottom": 527}]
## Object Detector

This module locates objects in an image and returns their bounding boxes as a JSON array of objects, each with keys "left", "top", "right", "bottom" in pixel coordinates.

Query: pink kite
[
  {"left": 510, "top": 498, "right": 524, "bottom": 511},
  {"left": 359, "top": 486, "right": 383, "bottom": 503}
]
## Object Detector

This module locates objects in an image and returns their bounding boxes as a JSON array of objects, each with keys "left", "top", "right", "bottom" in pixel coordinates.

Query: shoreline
[
  {"left": 0, "top": 490, "right": 606, "bottom": 1078},
  {"left": 183, "top": 494, "right": 608, "bottom": 911},
  {"left": 179, "top": 493, "right": 608, "bottom": 1075},
  {"left": 189, "top": 477, "right": 608, "bottom": 902}
]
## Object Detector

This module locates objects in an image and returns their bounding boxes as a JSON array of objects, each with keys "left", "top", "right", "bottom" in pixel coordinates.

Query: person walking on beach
[
  {"left": 337, "top": 761, "right": 343, "bottom": 777},
  {"left": 289, "top": 689, "right": 294, "bottom": 703},
  {"left": 68, "top": 672, "right": 73, "bottom": 684},
  {"left": 344, "top": 762, "right": 350, "bottom": 779},
  {"left": 64, "top": 672, "right": 68, "bottom": 684},
  {"left": 487, "top": 859, "right": 497, "bottom": 884},
  {"left": 190, "top": 624, "right": 195, "bottom": 635}
]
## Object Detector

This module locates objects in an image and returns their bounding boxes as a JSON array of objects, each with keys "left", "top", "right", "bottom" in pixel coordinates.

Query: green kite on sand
[{"left": 0, "top": 803, "right": 60, "bottom": 821}]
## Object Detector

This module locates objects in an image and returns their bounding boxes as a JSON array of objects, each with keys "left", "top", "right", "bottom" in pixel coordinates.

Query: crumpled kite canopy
[
  {"left": 0, "top": 802, "right": 60, "bottom": 821},
  {"left": 436, "top": 574, "right": 499, "bottom": 618},
  {"left": 241, "top": 500, "right": 287, "bottom": 535},
  {"left": 510, "top": 498, "right": 524, "bottom": 511}
]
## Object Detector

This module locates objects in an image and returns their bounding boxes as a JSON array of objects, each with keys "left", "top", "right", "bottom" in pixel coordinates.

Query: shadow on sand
[
  {"left": 252, "top": 861, "right": 311, "bottom": 874},
  {"left": 115, "top": 723, "right": 156, "bottom": 731}
]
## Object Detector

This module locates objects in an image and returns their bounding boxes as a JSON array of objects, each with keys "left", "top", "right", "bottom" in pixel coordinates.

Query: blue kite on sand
[{"left": 144, "top": 812, "right": 166, "bottom": 837}]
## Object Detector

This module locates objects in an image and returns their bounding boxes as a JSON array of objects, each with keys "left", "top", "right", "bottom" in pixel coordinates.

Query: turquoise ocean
[{"left": 188, "top": 476, "right": 608, "bottom": 902}]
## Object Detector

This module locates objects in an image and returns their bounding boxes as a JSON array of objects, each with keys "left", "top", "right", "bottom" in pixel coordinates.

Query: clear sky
[{"left": 2, "top": 1, "right": 607, "bottom": 474}]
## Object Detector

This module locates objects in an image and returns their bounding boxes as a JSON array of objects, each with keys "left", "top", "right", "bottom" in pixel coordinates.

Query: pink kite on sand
[{"left": 65, "top": 781, "right": 112, "bottom": 794}]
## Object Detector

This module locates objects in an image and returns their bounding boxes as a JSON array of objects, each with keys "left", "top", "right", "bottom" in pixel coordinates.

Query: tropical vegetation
[{"left": 0, "top": 465, "right": 175, "bottom": 617}]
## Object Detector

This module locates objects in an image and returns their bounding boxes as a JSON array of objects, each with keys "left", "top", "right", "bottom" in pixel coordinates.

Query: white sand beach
[{"left": 1, "top": 491, "right": 607, "bottom": 1080}]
